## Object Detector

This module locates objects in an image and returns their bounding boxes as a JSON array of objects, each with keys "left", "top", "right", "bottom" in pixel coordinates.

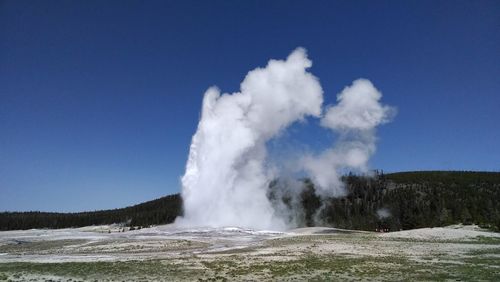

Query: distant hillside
[
  {"left": 0, "top": 194, "right": 181, "bottom": 231},
  {"left": 306, "top": 171, "right": 500, "bottom": 232},
  {"left": 386, "top": 170, "right": 500, "bottom": 184},
  {"left": 1, "top": 171, "right": 499, "bottom": 231}
]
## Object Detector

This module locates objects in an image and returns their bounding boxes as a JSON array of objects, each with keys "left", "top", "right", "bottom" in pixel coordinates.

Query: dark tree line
[
  {"left": 1, "top": 171, "right": 500, "bottom": 232},
  {"left": 304, "top": 171, "right": 500, "bottom": 231},
  {"left": 0, "top": 194, "right": 181, "bottom": 231}
]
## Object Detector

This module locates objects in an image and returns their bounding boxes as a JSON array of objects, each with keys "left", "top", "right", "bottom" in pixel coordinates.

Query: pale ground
[{"left": 0, "top": 224, "right": 499, "bottom": 281}]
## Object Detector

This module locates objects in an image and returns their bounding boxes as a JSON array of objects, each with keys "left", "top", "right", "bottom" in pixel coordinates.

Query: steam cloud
[
  {"left": 377, "top": 208, "right": 391, "bottom": 219},
  {"left": 176, "top": 48, "right": 395, "bottom": 230},
  {"left": 176, "top": 48, "right": 323, "bottom": 230},
  {"left": 302, "top": 79, "right": 396, "bottom": 197}
]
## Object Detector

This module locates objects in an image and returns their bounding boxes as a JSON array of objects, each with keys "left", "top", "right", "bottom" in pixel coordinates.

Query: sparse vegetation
[
  {"left": 1, "top": 245, "right": 499, "bottom": 281},
  {"left": 0, "top": 224, "right": 499, "bottom": 281}
]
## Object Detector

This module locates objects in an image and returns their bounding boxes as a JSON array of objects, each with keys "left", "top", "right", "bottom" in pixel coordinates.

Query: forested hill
[
  {"left": 0, "top": 194, "right": 181, "bottom": 231},
  {"left": 320, "top": 171, "right": 500, "bottom": 232},
  {"left": 1, "top": 171, "right": 499, "bottom": 231},
  {"left": 386, "top": 171, "right": 500, "bottom": 185}
]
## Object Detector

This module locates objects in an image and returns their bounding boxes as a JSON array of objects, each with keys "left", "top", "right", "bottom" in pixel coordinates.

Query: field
[{"left": 0, "top": 225, "right": 499, "bottom": 281}]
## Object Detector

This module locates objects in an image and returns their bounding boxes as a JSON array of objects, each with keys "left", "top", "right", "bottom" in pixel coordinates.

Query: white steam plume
[
  {"left": 176, "top": 48, "right": 323, "bottom": 230},
  {"left": 376, "top": 208, "right": 391, "bottom": 219},
  {"left": 176, "top": 49, "right": 395, "bottom": 230},
  {"left": 302, "top": 79, "right": 396, "bottom": 197}
]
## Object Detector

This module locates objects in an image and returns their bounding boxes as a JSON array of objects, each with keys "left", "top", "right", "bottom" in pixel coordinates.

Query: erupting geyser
[
  {"left": 175, "top": 48, "right": 395, "bottom": 230},
  {"left": 175, "top": 48, "right": 323, "bottom": 230}
]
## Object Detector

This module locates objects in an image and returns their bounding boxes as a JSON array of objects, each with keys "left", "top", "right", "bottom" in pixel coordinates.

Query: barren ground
[{"left": 0, "top": 224, "right": 499, "bottom": 281}]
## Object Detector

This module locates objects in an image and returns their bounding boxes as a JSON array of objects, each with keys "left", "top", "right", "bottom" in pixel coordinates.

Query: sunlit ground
[{"left": 0, "top": 225, "right": 499, "bottom": 281}]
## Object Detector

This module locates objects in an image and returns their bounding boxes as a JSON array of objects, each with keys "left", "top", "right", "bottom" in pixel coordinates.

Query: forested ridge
[
  {"left": 303, "top": 171, "right": 500, "bottom": 231},
  {"left": 1, "top": 171, "right": 499, "bottom": 231},
  {"left": 0, "top": 194, "right": 181, "bottom": 231}
]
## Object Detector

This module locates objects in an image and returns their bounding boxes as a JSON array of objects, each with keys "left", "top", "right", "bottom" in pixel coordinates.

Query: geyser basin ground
[{"left": 0, "top": 225, "right": 499, "bottom": 281}]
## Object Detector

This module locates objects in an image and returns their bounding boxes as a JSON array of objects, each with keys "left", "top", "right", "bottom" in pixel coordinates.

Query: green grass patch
[{"left": 0, "top": 260, "right": 197, "bottom": 281}]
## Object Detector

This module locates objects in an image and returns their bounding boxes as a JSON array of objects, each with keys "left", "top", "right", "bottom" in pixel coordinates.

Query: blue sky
[{"left": 1, "top": 0, "right": 499, "bottom": 212}]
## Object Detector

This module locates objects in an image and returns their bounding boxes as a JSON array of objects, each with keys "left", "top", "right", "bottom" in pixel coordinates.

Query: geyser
[
  {"left": 176, "top": 48, "right": 323, "bottom": 230},
  {"left": 175, "top": 48, "right": 395, "bottom": 230}
]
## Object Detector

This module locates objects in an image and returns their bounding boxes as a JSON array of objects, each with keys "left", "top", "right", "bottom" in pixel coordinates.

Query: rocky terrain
[{"left": 0, "top": 224, "right": 499, "bottom": 281}]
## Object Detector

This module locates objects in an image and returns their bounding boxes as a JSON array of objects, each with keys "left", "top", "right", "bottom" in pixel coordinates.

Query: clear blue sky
[{"left": 1, "top": 0, "right": 499, "bottom": 212}]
